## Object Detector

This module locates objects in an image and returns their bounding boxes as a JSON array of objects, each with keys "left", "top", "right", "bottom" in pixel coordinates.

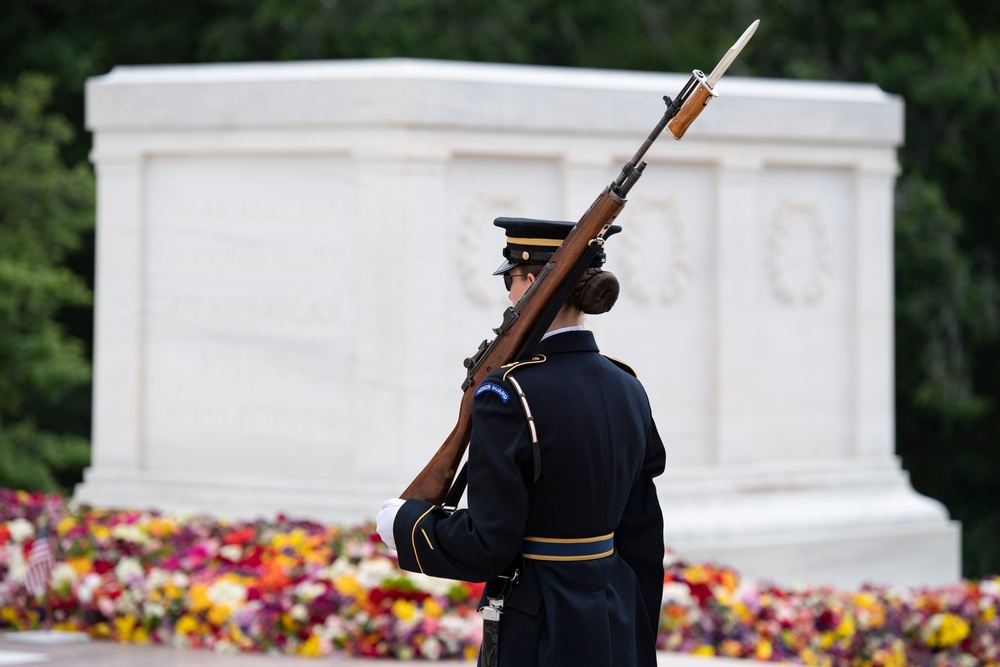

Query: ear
[{"left": 526, "top": 273, "right": 536, "bottom": 285}]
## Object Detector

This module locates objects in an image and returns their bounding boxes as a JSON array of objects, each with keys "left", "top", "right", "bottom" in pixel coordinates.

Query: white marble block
[{"left": 79, "top": 58, "right": 960, "bottom": 587}]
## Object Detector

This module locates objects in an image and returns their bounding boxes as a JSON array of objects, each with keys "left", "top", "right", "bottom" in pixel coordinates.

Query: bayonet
[
  {"left": 665, "top": 19, "right": 760, "bottom": 140},
  {"left": 707, "top": 19, "right": 760, "bottom": 88}
]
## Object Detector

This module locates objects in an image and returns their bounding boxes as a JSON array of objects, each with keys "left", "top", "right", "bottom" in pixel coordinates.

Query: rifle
[{"left": 402, "top": 20, "right": 760, "bottom": 505}]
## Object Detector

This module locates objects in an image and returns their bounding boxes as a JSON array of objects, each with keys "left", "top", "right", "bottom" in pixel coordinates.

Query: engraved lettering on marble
[
  {"left": 767, "top": 201, "right": 834, "bottom": 305},
  {"left": 167, "top": 244, "right": 338, "bottom": 277},
  {"left": 167, "top": 192, "right": 338, "bottom": 230},
  {"left": 165, "top": 294, "right": 340, "bottom": 330},
  {"left": 619, "top": 197, "right": 691, "bottom": 305},
  {"left": 459, "top": 195, "right": 526, "bottom": 306}
]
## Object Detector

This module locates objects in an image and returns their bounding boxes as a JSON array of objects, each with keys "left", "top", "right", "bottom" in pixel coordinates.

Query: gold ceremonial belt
[{"left": 521, "top": 533, "right": 615, "bottom": 561}]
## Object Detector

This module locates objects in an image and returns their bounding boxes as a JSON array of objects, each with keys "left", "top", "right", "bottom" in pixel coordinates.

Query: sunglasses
[{"left": 503, "top": 272, "right": 530, "bottom": 291}]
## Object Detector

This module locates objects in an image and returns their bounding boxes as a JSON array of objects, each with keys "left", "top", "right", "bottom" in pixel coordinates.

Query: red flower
[
  {"left": 687, "top": 582, "right": 714, "bottom": 604},
  {"left": 223, "top": 527, "right": 256, "bottom": 546},
  {"left": 93, "top": 560, "right": 114, "bottom": 575}
]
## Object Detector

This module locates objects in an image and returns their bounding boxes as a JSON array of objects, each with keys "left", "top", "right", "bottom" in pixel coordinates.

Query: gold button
[{"left": 522, "top": 251, "right": 530, "bottom": 260}]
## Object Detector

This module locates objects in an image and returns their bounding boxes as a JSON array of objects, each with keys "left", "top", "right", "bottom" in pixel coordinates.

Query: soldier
[{"left": 378, "top": 217, "right": 665, "bottom": 666}]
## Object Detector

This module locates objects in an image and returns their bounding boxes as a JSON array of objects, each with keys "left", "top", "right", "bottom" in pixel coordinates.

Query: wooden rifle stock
[{"left": 400, "top": 21, "right": 759, "bottom": 504}]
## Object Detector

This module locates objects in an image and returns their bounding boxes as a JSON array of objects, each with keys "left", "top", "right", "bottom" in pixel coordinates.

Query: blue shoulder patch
[{"left": 475, "top": 381, "right": 510, "bottom": 403}]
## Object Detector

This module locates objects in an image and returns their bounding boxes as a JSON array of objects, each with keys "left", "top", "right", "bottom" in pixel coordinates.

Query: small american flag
[{"left": 25, "top": 525, "right": 55, "bottom": 597}]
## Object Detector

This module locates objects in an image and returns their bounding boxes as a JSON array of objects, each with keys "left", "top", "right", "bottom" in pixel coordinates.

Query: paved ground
[{"left": 0, "top": 633, "right": 772, "bottom": 666}]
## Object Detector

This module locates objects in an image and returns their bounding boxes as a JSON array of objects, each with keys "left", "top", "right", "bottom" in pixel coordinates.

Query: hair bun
[{"left": 571, "top": 268, "right": 620, "bottom": 314}]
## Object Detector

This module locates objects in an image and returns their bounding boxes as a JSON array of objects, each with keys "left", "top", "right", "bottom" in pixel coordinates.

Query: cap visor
[{"left": 493, "top": 259, "right": 519, "bottom": 275}]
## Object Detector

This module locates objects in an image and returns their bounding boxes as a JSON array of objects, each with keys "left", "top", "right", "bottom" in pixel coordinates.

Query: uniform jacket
[{"left": 393, "top": 329, "right": 665, "bottom": 666}]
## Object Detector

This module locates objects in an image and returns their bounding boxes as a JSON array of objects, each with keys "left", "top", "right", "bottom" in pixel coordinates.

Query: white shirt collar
[{"left": 541, "top": 325, "right": 586, "bottom": 341}]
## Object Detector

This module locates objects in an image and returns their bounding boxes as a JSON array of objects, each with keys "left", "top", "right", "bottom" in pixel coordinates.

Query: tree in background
[
  {"left": 0, "top": 0, "right": 997, "bottom": 576},
  {"left": 0, "top": 73, "right": 94, "bottom": 492}
]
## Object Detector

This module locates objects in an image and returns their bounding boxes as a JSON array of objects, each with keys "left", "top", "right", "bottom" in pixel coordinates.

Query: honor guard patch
[{"left": 476, "top": 382, "right": 510, "bottom": 403}]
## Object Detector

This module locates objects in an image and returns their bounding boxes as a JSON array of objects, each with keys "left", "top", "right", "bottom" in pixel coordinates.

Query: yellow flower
[
  {"left": 91, "top": 525, "right": 110, "bottom": 541},
  {"left": 189, "top": 583, "right": 212, "bottom": 613},
  {"left": 983, "top": 605, "right": 996, "bottom": 622},
  {"left": 207, "top": 604, "right": 232, "bottom": 627},
  {"left": 132, "top": 627, "right": 149, "bottom": 644},
  {"left": 57, "top": 516, "right": 76, "bottom": 536},
  {"left": 114, "top": 615, "right": 137, "bottom": 641},
  {"left": 143, "top": 517, "right": 177, "bottom": 538},
  {"left": 732, "top": 601, "right": 753, "bottom": 623},
  {"left": 683, "top": 564, "right": 709, "bottom": 584},
  {"left": 176, "top": 614, "right": 199, "bottom": 636},
  {"left": 422, "top": 597, "right": 443, "bottom": 619},
  {"left": 392, "top": 599, "right": 417, "bottom": 622},
  {"left": 800, "top": 648, "right": 820, "bottom": 665},
  {"left": 334, "top": 575, "right": 362, "bottom": 598},
  {"left": 922, "top": 612, "right": 970, "bottom": 648},
  {"left": 692, "top": 645, "right": 715, "bottom": 656},
  {"left": 835, "top": 615, "right": 856, "bottom": 639},
  {"left": 720, "top": 639, "right": 742, "bottom": 657},
  {"left": 163, "top": 581, "right": 182, "bottom": 600},
  {"left": 1, "top": 608, "right": 18, "bottom": 624},
  {"left": 297, "top": 634, "right": 324, "bottom": 657},
  {"left": 754, "top": 638, "right": 773, "bottom": 660}
]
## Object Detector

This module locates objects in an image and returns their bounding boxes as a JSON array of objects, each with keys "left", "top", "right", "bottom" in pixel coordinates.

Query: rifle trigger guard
[{"left": 588, "top": 237, "right": 606, "bottom": 247}]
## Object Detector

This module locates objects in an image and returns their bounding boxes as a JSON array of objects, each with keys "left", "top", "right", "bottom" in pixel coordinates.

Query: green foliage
[
  {"left": 0, "top": 73, "right": 94, "bottom": 492},
  {"left": 895, "top": 176, "right": 998, "bottom": 420}
]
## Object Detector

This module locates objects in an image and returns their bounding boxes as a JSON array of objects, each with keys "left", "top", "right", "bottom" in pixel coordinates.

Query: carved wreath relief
[
  {"left": 619, "top": 197, "right": 692, "bottom": 305},
  {"left": 459, "top": 194, "right": 527, "bottom": 306},
  {"left": 766, "top": 201, "right": 834, "bottom": 305}
]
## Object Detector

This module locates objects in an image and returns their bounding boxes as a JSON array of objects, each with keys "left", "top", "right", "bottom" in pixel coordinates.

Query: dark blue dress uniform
[{"left": 392, "top": 329, "right": 665, "bottom": 666}]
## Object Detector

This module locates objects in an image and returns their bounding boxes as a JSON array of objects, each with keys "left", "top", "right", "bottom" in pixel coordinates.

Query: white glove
[{"left": 376, "top": 498, "right": 406, "bottom": 550}]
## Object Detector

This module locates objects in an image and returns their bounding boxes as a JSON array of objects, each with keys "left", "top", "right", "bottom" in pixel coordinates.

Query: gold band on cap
[{"left": 506, "top": 236, "right": 564, "bottom": 247}]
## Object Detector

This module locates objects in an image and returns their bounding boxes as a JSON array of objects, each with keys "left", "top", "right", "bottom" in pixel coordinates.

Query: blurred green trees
[
  {"left": 0, "top": 73, "right": 94, "bottom": 492},
  {"left": 0, "top": 0, "right": 997, "bottom": 575}
]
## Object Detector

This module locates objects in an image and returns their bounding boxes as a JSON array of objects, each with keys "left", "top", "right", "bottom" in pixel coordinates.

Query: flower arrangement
[
  {"left": 0, "top": 489, "right": 482, "bottom": 659},
  {"left": 1, "top": 489, "right": 998, "bottom": 665},
  {"left": 658, "top": 558, "right": 1000, "bottom": 666}
]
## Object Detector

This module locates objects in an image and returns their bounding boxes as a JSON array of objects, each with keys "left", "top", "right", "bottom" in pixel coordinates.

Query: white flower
[
  {"left": 421, "top": 636, "right": 442, "bottom": 660},
  {"left": 77, "top": 573, "right": 102, "bottom": 604},
  {"left": 7, "top": 519, "right": 34, "bottom": 543},
  {"left": 171, "top": 572, "right": 190, "bottom": 588},
  {"left": 439, "top": 613, "right": 479, "bottom": 641},
  {"left": 356, "top": 558, "right": 396, "bottom": 588},
  {"left": 114, "top": 557, "right": 144, "bottom": 583},
  {"left": 207, "top": 579, "right": 247, "bottom": 608},
  {"left": 661, "top": 582, "right": 692, "bottom": 605},
  {"left": 145, "top": 568, "right": 169, "bottom": 591},
  {"left": 406, "top": 572, "right": 456, "bottom": 597},
  {"left": 213, "top": 639, "right": 239, "bottom": 654},
  {"left": 295, "top": 581, "right": 326, "bottom": 602},
  {"left": 5, "top": 545, "right": 26, "bottom": 583},
  {"left": 219, "top": 545, "right": 243, "bottom": 562},
  {"left": 317, "top": 559, "right": 354, "bottom": 582},
  {"left": 290, "top": 603, "right": 308, "bottom": 622},
  {"left": 111, "top": 523, "right": 149, "bottom": 545},
  {"left": 324, "top": 615, "right": 349, "bottom": 640},
  {"left": 144, "top": 601, "right": 166, "bottom": 618},
  {"left": 51, "top": 563, "right": 78, "bottom": 589}
]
